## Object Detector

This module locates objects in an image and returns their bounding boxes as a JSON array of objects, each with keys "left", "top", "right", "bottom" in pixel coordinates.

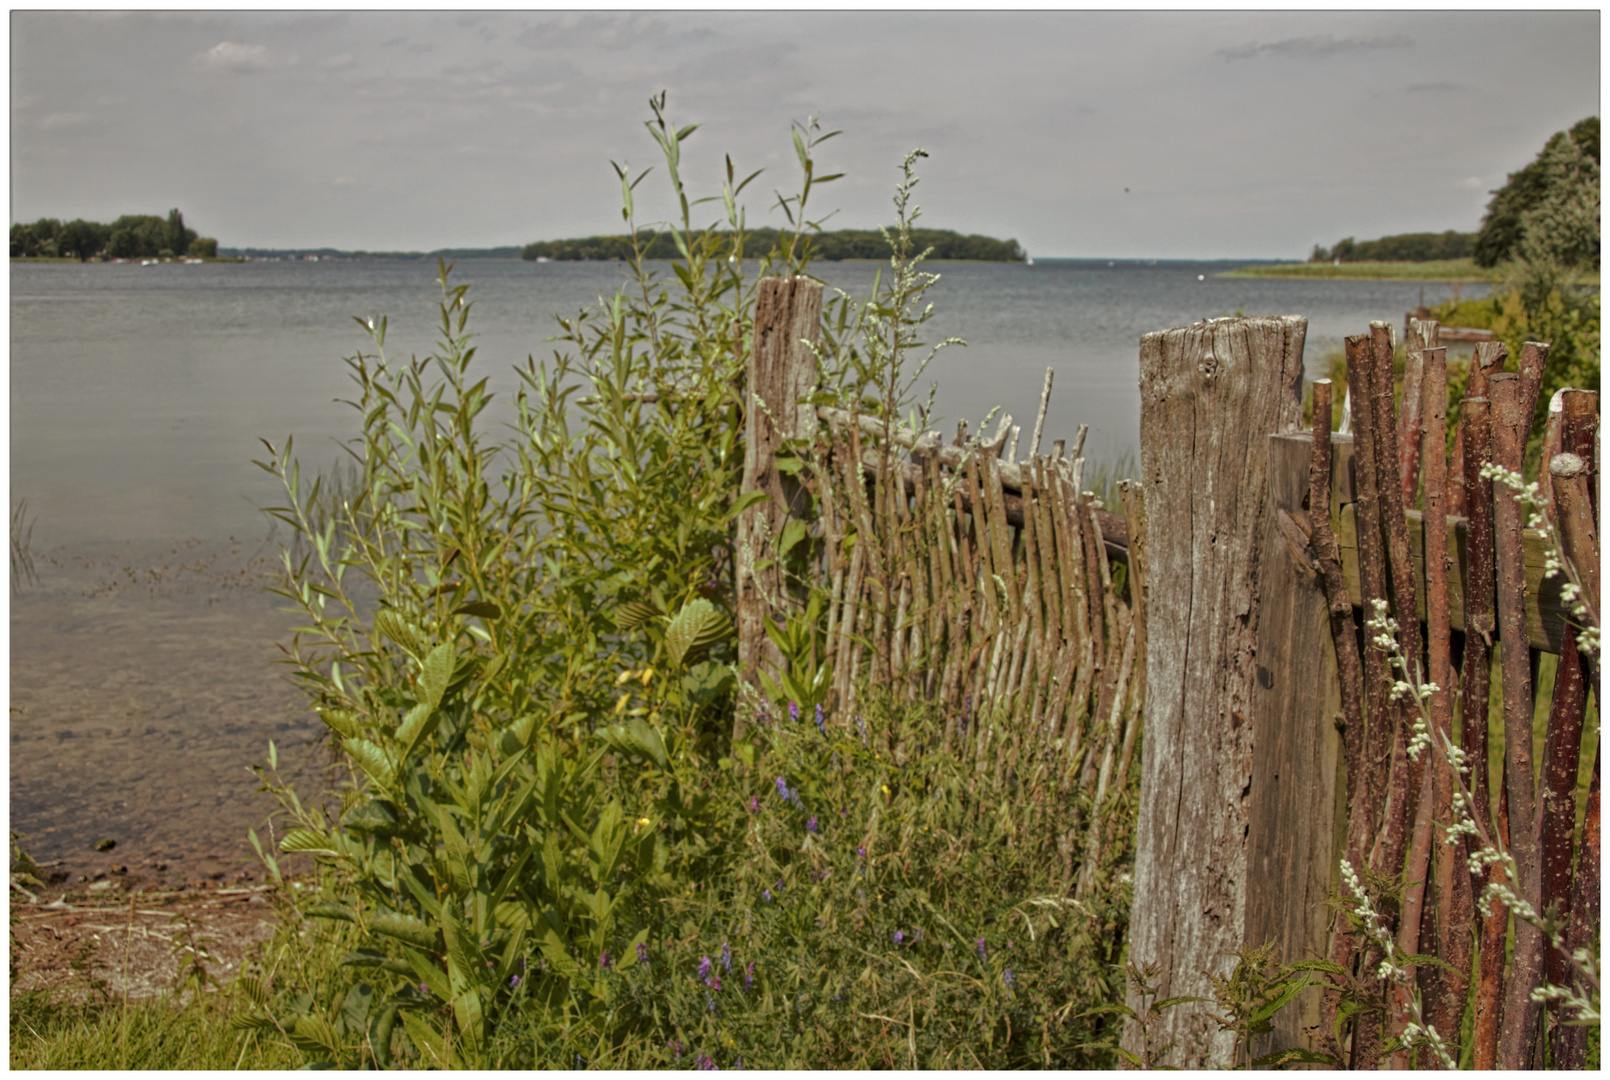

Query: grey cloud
[
  {"left": 36, "top": 112, "right": 94, "bottom": 130},
  {"left": 1406, "top": 82, "right": 1460, "bottom": 93},
  {"left": 193, "top": 41, "right": 285, "bottom": 74},
  {"left": 516, "top": 13, "right": 670, "bottom": 52},
  {"left": 319, "top": 53, "right": 356, "bottom": 71},
  {"left": 1217, "top": 33, "right": 1413, "bottom": 61}
]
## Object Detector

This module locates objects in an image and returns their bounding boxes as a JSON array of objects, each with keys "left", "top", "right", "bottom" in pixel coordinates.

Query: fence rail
[{"left": 735, "top": 276, "right": 1144, "bottom": 891}]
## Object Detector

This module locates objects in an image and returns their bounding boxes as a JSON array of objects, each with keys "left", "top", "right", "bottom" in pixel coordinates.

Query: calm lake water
[{"left": 9, "top": 256, "right": 1489, "bottom": 884}]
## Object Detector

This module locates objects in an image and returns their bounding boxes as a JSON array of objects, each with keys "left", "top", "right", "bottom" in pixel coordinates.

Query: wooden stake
[
  {"left": 1398, "top": 319, "right": 1433, "bottom": 508},
  {"left": 735, "top": 276, "right": 823, "bottom": 736},
  {"left": 1472, "top": 772, "right": 1510, "bottom": 1070},
  {"left": 1368, "top": 322, "right": 1423, "bottom": 881},
  {"left": 1489, "top": 372, "right": 1543, "bottom": 1070},
  {"left": 1030, "top": 366, "right": 1054, "bottom": 459},
  {"left": 1554, "top": 747, "right": 1599, "bottom": 1069},
  {"left": 1419, "top": 347, "right": 1471, "bottom": 1050},
  {"left": 1345, "top": 335, "right": 1394, "bottom": 878},
  {"left": 1309, "top": 379, "right": 1371, "bottom": 1062}
]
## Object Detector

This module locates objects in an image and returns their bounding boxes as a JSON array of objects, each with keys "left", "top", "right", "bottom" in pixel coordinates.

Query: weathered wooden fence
[
  {"left": 735, "top": 276, "right": 1145, "bottom": 888},
  {"left": 1126, "top": 315, "right": 1599, "bottom": 1069}
]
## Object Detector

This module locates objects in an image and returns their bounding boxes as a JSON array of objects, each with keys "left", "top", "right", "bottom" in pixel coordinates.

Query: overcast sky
[{"left": 9, "top": 9, "right": 1600, "bottom": 259}]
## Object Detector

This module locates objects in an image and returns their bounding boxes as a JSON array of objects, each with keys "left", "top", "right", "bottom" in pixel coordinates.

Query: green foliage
[
  {"left": 523, "top": 226, "right": 1027, "bottom": 263},
  {"left": 230, "top": 97, "right": 1138, "bottom": 1069},
  {"left": 1311, "top": 230, "right": 1475, "bottom": 264},
  {"left": 1431, "top": 286, "right": 1600, "bottom": 459},
  {"left": 9, "top": 208, "right": 209, "bottom": 260},
  {"left": 10, "top": 988, "right": 304, "bottom": 1070},
  {"left": 1475, "top": 117, "right": 1600, "bottom": 269},
  {"left": 1206, "top": 942, "right": 1330, "bottom": 1069}
]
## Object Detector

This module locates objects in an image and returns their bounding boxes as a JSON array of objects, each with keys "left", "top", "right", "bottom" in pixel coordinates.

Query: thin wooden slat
[{"left": 1333, "top": 505, "right": 1568, "bottom": 654}]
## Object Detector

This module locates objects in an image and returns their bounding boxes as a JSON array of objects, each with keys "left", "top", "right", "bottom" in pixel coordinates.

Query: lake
[{"left": 9, "top": 256, "right": 1488, "bottom": 886}]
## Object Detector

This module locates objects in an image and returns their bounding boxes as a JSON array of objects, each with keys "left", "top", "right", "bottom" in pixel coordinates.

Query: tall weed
[{"left": 246, "top": 97, "right": 1136, "bottom": 1068}]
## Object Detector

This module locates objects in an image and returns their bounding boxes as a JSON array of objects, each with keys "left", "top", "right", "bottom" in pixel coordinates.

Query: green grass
[
  {"left": 1223, "top": 259, "right": 1504, "bottom": 282},
  {"left": 9, "top": 990, "right": 302, "bottom": 1070}
]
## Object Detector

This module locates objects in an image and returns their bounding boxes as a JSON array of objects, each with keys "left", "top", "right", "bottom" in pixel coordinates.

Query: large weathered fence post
[
  {"left": 735, "top": 276, "right": 823, "bottom": 738},
  {"left": 1126, "top": 317, "right": 1306, "bottom": 1067}
]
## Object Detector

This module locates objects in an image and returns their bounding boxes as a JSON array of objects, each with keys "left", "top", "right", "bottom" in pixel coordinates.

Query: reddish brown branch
[
  {"left": 1398, "top": 320, "right": 1432, "bottom": 508},
  {"left": 1554, "top": 747, "right": 1599, "bottom": 1069},
  {"left": 1489, "top": 373, "right": 1544, "bottom": 1070},
  {"left": 1369, "top": 322, "right": 1422, "bottom": 882},
  {"left": 1472, "top": 774, "right": 1510, "bottom": 1070},
  {"left": 1418, "top": 348, "right": 1470, "bottom": 1048},
  {"left": 1343, "top": 333, "right": 1390, "bottom": 1069},
  {"left": 1309, "top": 380, "right": 1370, "bottom": 1062}
]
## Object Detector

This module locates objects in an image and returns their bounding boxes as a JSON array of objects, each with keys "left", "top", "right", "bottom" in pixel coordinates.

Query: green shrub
[{"left": 242, "top": 97, "right": 1137, "bottom": 1069}]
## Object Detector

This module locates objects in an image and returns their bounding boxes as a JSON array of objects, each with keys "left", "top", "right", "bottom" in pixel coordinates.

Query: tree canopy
[
  {"left": 1473, "top": 117, "right": 1600, "bottom": 269},
  {"left": 1309, "top": 230, "right": 1475, "bottom": 264},
  {"left": 522, "top": 227, "right": 1025, "bottom": 263},
  {"left": 11, "top": 208, "right": 216, "bottom": 261}
]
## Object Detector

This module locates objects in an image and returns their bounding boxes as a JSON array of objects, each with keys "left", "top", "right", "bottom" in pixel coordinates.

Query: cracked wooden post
[
  {"left": 734, "top": 276, "right": 823, "bottom": 740},
  {"left": 1126, "top": 316, "right": 1305, "bottom": 1068}
]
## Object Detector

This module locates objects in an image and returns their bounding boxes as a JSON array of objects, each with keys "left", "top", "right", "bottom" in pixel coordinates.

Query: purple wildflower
[
  {"left": 419, "top": 982, "right": 430, "bottom": 996},
  {"left": 698, "top": 955, "right": 712, "bottom": 981},
  {"left": 636, "top": 942, "right": 650, "bottom": 964},
  {"left": 857, "top": 846, "right": 866, "bottom": 859},
  {"left": 815, "top": 704, "right": 826, "bottom": 735},
  {"left": 775, "top": 776, "right": 789, "bottom": 798},
  {"left": 697, "top": 1053, "right": 719, "bottom": 1070},
  {"left": 806, "top": 815, "right": 819, "bottom": 834},
  {"left": 668, "top": 1040, "right": 683, "bottom": 1061},
  {"left": 893, "top": 930, "right": 904, "bottom": 945},
  {"left": 744, "top": 961, "right": 755, "bottom": 992},
  {"left": 721, "top": 941, "right": 732, "bottom": 972},
  {"left": 749, "top": 796, "right": 759, "bottom": 813},
  {"left": 763, "top": 889, "right": 772, "bottom": 902},
  {"left": 705, "top": 990, "right": 717, "bottom": 1012},
  {"left": 510, "top": 974, "right": 521, "bottom": 987},
  {"left": 1003, "top": 969, "right": 1016, "bottom": 989},
  {"left": 977, "top": 939, "right": 987, "bottom": 962},
  {"left": 789, "top": 701, "right": 800, "bottom": 723},
  {"left": 599, "top": 950, "right": 613, "bottom": 969}
]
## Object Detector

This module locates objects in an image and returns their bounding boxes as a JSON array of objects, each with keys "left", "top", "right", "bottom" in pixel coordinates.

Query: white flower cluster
[
  {"left": 1478, "top": 461, "right": 1600, "bottom": 658},
  {"left": 1364, "top": 600, "right": 1439, "bottom": 759},
  {"left": 1340, "top": 860, "right": 1456, "bottom": 1067}
]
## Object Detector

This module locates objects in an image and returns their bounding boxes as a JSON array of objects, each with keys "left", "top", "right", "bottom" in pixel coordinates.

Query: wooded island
[{"left": 522, "top": 227, "right": 1027, "bottom": 262}]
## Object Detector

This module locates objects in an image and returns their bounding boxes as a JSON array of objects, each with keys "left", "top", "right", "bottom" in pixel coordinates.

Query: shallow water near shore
[{"left": 10, "top": 256, "right": 1492, "bottom": 879}]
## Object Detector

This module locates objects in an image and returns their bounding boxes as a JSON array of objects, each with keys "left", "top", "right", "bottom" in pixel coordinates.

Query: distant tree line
[
  {"left": 218, "top": 246, "right": 524, "bottom": 260},
  {"left": 522, "top": 227, "right": 1026, "bottom": 262},
  {"left": 1308, "top": 230, "right": 1475, "bottom": 264},
  {"left": 10, "top": 209, "right": 217, "bottom": 261},
  {"left": 1307, "top": 116, "right": 1599, "bottom": 271}
]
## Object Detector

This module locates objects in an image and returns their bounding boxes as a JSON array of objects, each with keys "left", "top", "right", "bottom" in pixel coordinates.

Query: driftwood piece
[{"left": 1126, "top": 316, "right": 1305, "bottom": 1069}]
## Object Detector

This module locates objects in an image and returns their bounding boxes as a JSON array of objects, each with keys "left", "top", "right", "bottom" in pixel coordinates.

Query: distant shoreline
[{"left": 1221, "top": 258, "right": 1504, "bottom": 282}]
